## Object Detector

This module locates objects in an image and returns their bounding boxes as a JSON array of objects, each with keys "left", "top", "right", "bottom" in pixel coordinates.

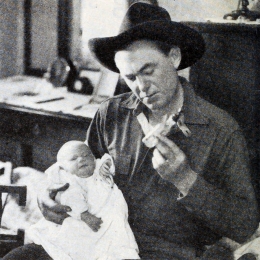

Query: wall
[
  {"left": 80, "top": 0, "right": 257, "bottom": 66},
  {"left": 81, "top": 0, "right": 128, "bottom": 67},
  {"left": 0, "top": 0, "right": 258, "bottom": 78},
  {"left": 159, "top": 0, "right": 256, "bottom": 21},
  {"left": 0, "top": 0, "right": 24, "bottom": 78},
  {"left": 30, "top": 0, "right": 58, "bottom": 70}
]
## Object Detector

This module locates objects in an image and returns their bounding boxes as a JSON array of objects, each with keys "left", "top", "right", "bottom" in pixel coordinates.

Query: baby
[{"left": 28, "top": 140, "right": 139, "bottom": 260}]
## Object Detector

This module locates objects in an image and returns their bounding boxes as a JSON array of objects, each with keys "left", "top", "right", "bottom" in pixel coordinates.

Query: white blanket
[{"left": 27, "top": 155, "right": 140, "bottom": 260}]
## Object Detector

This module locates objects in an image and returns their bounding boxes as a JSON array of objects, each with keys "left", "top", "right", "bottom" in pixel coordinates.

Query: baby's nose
[{"left": 77, "top": 157, "right": 84, "bottom": 163}]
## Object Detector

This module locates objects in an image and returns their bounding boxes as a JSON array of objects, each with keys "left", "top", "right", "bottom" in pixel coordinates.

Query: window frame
[{"left": 24, "top": 0, "right": 72, "bottom": 76}]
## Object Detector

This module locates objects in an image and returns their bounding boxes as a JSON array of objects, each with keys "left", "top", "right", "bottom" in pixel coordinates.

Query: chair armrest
[
  {"left": 0, "top": 185, "right": 27, "bottom": 257},
  {"left": 0, "top": 185, "right": 27, "bottom": 206}
]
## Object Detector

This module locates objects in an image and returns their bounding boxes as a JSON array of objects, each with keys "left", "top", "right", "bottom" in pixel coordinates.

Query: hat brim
[{"left": 88, "top": 20, "right": 205, "bottom": 73}]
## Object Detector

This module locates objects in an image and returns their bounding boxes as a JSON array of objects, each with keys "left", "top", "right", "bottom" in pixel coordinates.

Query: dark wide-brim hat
[{"left": 88, "top": 2, "right": 205, "bottom": 73}]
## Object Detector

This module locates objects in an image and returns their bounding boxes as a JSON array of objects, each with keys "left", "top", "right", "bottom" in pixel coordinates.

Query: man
[
  {"left": 86, "top": 3, "right": 259, "bottom": 259},
  {"left": 4, "top": 2, "right": 258, "bottom": 260}
]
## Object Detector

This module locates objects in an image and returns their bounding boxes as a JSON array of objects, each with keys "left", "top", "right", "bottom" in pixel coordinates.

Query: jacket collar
[{"left": 120, "top": 77, "right": 209, "bottom": 125}]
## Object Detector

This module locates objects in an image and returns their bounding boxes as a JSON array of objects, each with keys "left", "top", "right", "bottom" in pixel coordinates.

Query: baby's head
[{"left": 57, "top": 140, "right": 95, "bottom": 178}]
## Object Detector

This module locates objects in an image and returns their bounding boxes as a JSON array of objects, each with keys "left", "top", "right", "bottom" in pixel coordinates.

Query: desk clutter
[
  {"left": 0, "top": 75, "right": 102, "bottom": 119},
  {"left": 0, "top": 71, "right": 118, "bottom": 118}
]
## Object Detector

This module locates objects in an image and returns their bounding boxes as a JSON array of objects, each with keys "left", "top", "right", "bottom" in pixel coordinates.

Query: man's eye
[
  {"left": 126, "top": 75, "right": 136, "bottom": 82},
  {"left": 143, "top": 69, "right": 154, "bottom": 75}
]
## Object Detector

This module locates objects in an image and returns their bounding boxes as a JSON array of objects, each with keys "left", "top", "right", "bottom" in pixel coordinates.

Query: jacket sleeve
[
  {"left": 86, "top": 102, "right": 109, "bottom": 159},
  {"left": 180, "top": 130, "right": 259, "bottom": 243}
]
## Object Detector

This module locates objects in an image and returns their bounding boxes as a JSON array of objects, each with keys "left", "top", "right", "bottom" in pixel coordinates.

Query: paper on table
[
  {"left": 0, "top": 76, "right": 99, "bottom": 118},
  {"left": 0, "top": 76, "right": 100, "bottom": 119},
  {"left": 71, "top": 103, "right": 101, "bottom": 118}
]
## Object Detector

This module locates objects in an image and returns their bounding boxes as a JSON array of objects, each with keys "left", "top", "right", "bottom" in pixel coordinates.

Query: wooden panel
[
  {"left": 0, "top": 106, "right": 90, "bottom": 171},
  {"left": 185, "top": 22, "right": 260, "bottom": 202},
  {"left": 0, "top": 138, "right": 22, "bottom": 168}
]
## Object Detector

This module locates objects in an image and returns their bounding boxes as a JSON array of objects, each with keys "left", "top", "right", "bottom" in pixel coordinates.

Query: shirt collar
[{"left": 120, "top": 77, "right": 209, "bottom": 125}]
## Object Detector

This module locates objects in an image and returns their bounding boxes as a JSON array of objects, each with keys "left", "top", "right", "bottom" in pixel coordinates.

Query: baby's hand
[
  {"left": 99, "top": 159, "right": 112, "bottom": 178},
  {"left": 81, "top": 211, "right": 103, "bottom": 232}
]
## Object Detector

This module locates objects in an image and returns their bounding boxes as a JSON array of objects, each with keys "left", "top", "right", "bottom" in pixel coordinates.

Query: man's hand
[
  {"left": 37, "top": 183, "right": 72, "bottom": 225},
  {"left": 81, "top": 210, "right": 103, "bottom": 232},
  {"left": 152, "top": 134, "right": 197, "bottom": 193}
]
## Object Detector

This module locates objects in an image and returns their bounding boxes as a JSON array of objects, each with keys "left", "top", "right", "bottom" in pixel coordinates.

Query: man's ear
[{"left": 169, "top": 47, "right": 181, "bottom": 69}]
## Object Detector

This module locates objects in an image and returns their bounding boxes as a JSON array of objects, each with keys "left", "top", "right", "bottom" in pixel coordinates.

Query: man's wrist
[{"left": 174, "top": 169, "right": 198, "bottom": 197}]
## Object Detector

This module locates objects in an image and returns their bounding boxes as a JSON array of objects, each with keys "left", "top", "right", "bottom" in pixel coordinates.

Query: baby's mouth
[{"left": 79, "top": 164, "right": 87, "bottom": 169}]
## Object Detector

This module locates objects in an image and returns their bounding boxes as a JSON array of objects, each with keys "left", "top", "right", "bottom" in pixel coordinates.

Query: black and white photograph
[{"left": 0, "top": 0, "right": 260, "bottom": 259}]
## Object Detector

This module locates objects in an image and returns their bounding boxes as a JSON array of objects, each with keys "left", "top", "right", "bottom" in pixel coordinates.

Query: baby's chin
[
  {"left": 76, "top": 174, "right": 92, "bottom": 178},
  {"left": 76, "top": 168, "right": 93, "bottom": 178}
]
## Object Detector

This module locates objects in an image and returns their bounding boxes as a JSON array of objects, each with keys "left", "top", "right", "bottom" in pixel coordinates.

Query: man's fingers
[
  {"left": 49, "top": 183, "right": 70, "bottom": 200},
  {"left": 39, "top": 202, "right": 71, "bottom": 225},
  {"left": 152, "top": 155, "right": 159, "bottom": 169},
  {"left": 155, "top": 135, "right": 181, "bottom": 156},
  {"left": 153, "top": 148, "right": 166, "bottom": 165},
  {"left": 45, "top": 210, "right": 70, "bottom": 225},
  {"left": 157, "top": 134, "right": 181, "bottom": 153},
  {"left": 53, "top": 183, "right": 70, "bottom": 192},
  {"left": 39, "top": 200, "right": 71, "bottom": 214},
  {"left": 52, "top": 204, "right": 72, "bottom": 213}
]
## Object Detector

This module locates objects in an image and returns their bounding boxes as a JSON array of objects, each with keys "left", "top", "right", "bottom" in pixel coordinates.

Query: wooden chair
[{"left": 0, "top": 162, "right": 27, "bottom": 257}]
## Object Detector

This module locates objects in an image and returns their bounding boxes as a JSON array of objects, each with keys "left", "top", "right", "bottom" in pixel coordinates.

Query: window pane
[
  {"left": 30, "top": 0, "right": 58, "bottom": 70},
  {"left": 81, "top": 0, "right": 127, "bottom": 65}
]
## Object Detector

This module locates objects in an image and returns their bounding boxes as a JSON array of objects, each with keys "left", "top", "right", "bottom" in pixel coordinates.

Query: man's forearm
[{"left": 179, "top": 175, "right": 259, "bottom": 243}]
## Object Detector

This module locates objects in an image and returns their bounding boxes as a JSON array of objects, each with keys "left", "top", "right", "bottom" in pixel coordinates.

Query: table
[{"left": 0, "top": 76, "right": 99, "bottom": 171}]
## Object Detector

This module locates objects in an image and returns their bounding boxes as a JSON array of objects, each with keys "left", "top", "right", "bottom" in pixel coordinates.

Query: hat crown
[{"left": 119, "top": 3, "right": 171, "bottom": 34}]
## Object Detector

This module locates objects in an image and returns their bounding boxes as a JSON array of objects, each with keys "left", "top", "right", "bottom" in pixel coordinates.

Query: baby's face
[{"left": 57, "top": 142, "right": 96, "bottom": 178}]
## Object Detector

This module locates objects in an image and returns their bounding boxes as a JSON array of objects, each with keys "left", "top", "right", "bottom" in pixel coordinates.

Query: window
[
  {"left": 24, "top": 0, "right": 71, "bottom": 76},
  {"left": 80, "top": 0, "right": 127, "bottom": 68}
]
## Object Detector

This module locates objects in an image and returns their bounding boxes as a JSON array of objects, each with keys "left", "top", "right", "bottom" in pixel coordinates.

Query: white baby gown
[{"left": 27, "top": 154, "right": 140, "bottom": 260}]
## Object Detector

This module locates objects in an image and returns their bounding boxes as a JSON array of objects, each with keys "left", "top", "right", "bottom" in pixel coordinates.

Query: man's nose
[{"left": 136, "top": 76, "right": 149, "bottom": 92}]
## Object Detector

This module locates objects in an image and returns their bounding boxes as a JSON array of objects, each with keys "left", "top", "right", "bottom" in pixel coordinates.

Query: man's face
[
  {"left": 114, "top": 40, "right": 180, "bottom": 113},
  {"left": 58, "top": 143, "right": 96, "bottom": 178}
]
